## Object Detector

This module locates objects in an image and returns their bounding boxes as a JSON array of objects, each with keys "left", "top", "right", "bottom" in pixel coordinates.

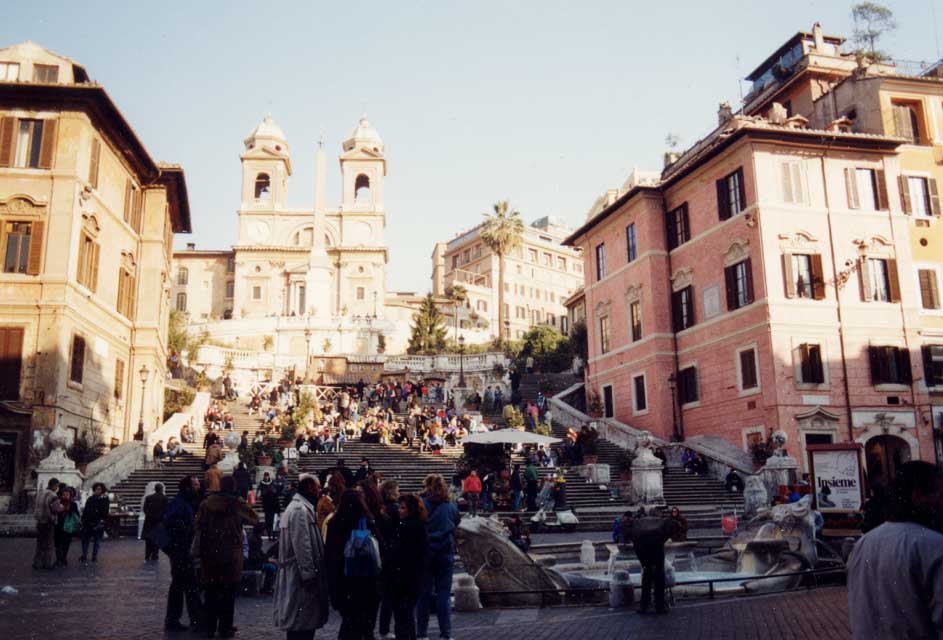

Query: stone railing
[
  {"left": 83, "top": 440, "right": 145, "bottom": 492},
  {"left": 84, "top": 391, "right": 211, "bottom": 491},
  {"left": 145, "top": 391, "right": 211, "bottom": 462},
  {"left": 550, "top": 383, "right": 754, "bottom": 483},
  {"left": 197, "top": 345, "right": 275, "bottom": 370},
  {"left": 384, "top": 352, "right": 506, "bottom": 372}
]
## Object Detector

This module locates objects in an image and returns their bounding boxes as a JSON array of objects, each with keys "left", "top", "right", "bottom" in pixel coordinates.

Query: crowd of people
[
  {"left": 135, "top": 466, "right": 464, "bottom": 640},
  {"left": 32, "top": 478, "right": 111, "bottom": 569}
]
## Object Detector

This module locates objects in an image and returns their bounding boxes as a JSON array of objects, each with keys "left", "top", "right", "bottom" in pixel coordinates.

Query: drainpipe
[
  {"left": 661, "top": 197, "right": 684, "bottom": 441},
  {"left": 818, "top": 139, "right": 856, "bottom": 442},
  {"left": 881, "top": 158, "right": 921, "bottom": 443}
]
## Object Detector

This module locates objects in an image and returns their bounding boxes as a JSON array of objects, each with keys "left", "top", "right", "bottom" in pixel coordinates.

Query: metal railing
[{"left": 475, "top": 566, "right": 846, "bottom": 607}]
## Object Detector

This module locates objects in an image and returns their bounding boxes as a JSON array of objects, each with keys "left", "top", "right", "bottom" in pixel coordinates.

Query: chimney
[
  {"left": 718, "top": 101, "right": 734, "bottom": 125},
  {"left": 769, "top": 102, "right": 788, "bottom": 124},
  {"left": 186, "top": 242, "right": 196, "bottom": 250},
  {"left": 663, "top": 151, "right": 681, "bottom": 168},
  {"left": 812, "top": 22, "right": 824, "bottom": 52}
]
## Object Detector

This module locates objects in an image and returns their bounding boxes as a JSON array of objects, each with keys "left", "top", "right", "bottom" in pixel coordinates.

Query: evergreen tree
[{"left": 407, "top": 293, "right": 448, "bottom": 354}]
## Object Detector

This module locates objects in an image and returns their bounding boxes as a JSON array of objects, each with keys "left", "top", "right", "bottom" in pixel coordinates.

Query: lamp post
[
  {"left": 458, "top": 334, "right": 466, "bottom": 387},
  {"left": 304, "top": 329, "right": 311, "bottom": 382},
  {"left": 503, "top": 319, "right": 511, "bottom": 353},
  {"left": 668, "top": 372, "right": 680, "bottom": 442},
  {"left": 134, "top": 364, "right": 149, "bottom": 441},
  {"left": 373, "top": 291, "right": 378, "bottom": 318}
]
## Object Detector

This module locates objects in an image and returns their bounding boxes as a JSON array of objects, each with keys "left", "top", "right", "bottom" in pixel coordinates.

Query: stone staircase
[{"left": 104, "top": 393, "right": 745, "bottom": 537}]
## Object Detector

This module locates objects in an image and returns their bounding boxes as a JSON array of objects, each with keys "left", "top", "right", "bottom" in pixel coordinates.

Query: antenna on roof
[{"left": 736, "top": 53, "right": 744, "bottom": 107}]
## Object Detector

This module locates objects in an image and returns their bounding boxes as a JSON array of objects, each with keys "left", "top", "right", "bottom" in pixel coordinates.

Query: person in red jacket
[{"left": 462, "top": 470, "right": 483, "bottom": 516}]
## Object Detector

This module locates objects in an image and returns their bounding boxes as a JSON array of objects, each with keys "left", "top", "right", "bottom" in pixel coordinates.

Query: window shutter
[
  {"left": 780, "top": 162, "right": 794, "bottom": 203},
  {"left": 810, "top": 345, "right": 824, "bottom": 383},
  {"left": 897, "top": 348, "right": 913, "bottom": 384},
  {"left": 123, "top": 180, "right": 133, "bottom": 223},
  {"left": 859, "top": 257, "right": 873, "bottom": 302},
  {"left": 76, "top": 235, "right": 88, "bottom": 287},
  {"left": 736, "top": 168, "right": 747, "bottom": 212},
  {"left": 114, "top": 359, "right": 125, "bottom": 401},
  {"left": 724, "top": 265, "right": 736, "bottom": 311},
  {"left": 799, "top": 344, "right": 811, "bottom": 382},
  {"left": 665, "top": 210, "right": 676, "bottom": 250},
  {"left": 681, "top": 205, "right": 690, "bottom": 242},
  {"left": 782, "top": 253, "right": 796, "bottom": 298},
  {"left": 671, "top": 291, "right": 681, "bottom": 332},
  {"left": 875, "top": 169, "right": 889, "bottom": 210},
  {"left": 116, "top": 270, "right": 127, "bottom": 317},
  {"left": 868, "top": 346, "right": 883, "bottom": 384},
  {"left": 811, "top": 254, "right": 826, "bottom": 300},
  {"left": 37, "top": 119, "right": 57, "bottom": 169},
  {"left": 717, "top": 178, "right": 730, "bottom": 221},
  {"left": 88, "top": 138, "right": 101, "bottom": 189},
  {"left": 744, "top": 258, "right": 754, "bottom": 303},
  {"left": 791, "top": 162, "right": 805, "bottom": 203},
  {"left": 899, "top": 175, "right": 912, "bottom": 213},
  {"left": 128, "top": 275, "right": 136, "bottom": 320},
  {"left": 893, "top": 105, "right": 915, "bottom": 141},
  {"left": 131, "top": 189, "right": 143, "bottom": 233},
  {"left": 845, "top": 168, "right": 860, "bottom": 209},
  {"left": 26, "top": 220, "right": 44, "bottom": 275},
  {"left": 887, "top": 259, "right": 901, "bottom": 303},
  {"left": 930, "top": 178, "right": 942, "bottom": 217},
  {"left": 0, "top": 116, "right": 16, "bottom": 167},
  {"left": 89, "top": 242, "right": 100, "bottom": 293}
]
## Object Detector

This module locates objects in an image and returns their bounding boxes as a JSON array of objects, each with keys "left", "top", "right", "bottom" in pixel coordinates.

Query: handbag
[{"left": 63, "top": 511, "right": 80, "bottom": 535}]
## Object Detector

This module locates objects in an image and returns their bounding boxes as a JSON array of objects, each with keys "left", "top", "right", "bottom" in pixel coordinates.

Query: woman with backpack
[
  {"left": 416, "top": 475, "right": 460, "bottom": 640},
  {"left": 325, "top": 489, "right": 382, "bottom": 640}
]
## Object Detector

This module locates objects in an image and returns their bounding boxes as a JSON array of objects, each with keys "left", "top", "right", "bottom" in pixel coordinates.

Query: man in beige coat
[
  {"left": 274, "top": 473, "right": 329, "bottom": 640},
  {"left": 33, "top": 477, "right": 62, "bottom": 570}
]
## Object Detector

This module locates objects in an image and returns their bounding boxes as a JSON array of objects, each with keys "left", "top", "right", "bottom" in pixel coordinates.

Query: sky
[{"left": 3, "top": 1, "right": 941, "bottom": 293}]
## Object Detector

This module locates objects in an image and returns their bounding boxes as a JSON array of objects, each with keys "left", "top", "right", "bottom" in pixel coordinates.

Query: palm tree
[
  {"left": 480, "top": 200, "right": 524, "bottom": 343},
  {"left": 446, "top": 283, "right": 468, "bottom": 343}
]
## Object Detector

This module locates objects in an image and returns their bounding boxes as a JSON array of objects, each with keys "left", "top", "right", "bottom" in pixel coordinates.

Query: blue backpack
[{"left": 344, "top": 517, "right": 382, "bottom": 578}]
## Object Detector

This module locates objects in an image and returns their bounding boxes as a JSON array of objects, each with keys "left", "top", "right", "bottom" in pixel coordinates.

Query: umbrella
[{"left": 461, "top": 429, "right": 561, "bottom": 446}]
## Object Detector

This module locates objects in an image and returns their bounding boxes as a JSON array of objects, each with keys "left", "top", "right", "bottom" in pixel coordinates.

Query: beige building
[
  {"left": 173, "top": 114, "right": 429, "bottom": 373},
  {"left": 0, "top": 42, "right": 191, "bottom": 507},
  {"left": 431, "top": 216, "right": 583, "bottom": 339}
]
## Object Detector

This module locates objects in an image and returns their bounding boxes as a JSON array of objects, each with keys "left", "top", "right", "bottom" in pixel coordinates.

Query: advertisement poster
[{"left": 809, "top": 447, "right": 863, "bottom": 512}]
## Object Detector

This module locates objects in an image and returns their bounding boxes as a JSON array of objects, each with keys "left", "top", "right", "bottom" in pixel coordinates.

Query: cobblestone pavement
[{"left": 0, "top": 538, "right": 851, "bottom": 639}]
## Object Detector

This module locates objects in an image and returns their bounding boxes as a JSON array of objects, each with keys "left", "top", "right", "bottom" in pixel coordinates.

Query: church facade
[{"left": 173, "top": 115, "right": 415, "bottom": 367}]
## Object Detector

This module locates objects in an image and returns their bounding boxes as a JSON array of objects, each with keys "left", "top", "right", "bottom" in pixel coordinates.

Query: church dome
[
  {"left": 244, "top": 114, "right": 288, "bottom": 151},
  {"left": 342, "top": 114, "right": 383, "bottom": 153}
]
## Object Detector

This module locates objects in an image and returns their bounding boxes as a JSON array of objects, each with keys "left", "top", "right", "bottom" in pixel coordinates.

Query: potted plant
[
  {"left": 505, "top": 406, "right": 525, "bottom": 430},
  {"left": 587, "top": 389, "right": 604, "bottom": 418},
  {"left": 253, "top": 439, "right": 272, "bottom": 466},
  {"left": 534, "top": 422, "right": 552, "bottom": 437},
  {"left": 583, "top": 428, "right": 600, "bottom": 465},
  {"left": 615, "top": 449, "right": 636, "bottom": 480}
]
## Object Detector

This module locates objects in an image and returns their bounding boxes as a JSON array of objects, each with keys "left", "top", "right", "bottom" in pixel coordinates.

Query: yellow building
[
  {"left": 0, "top": 42, "right": 191, "bottom": 507},
  {"left": 431, "top": 216, "right": 583, "bottom": 340}
]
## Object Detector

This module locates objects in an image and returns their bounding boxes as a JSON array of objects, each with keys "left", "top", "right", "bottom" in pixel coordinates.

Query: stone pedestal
[
  {"left": 36, "top": 417, "right": 85, "bottom": 492},
  {"left": 452, "top": 386, "right": 471, "bottom": 412},
  {"left": 586, "top": 463, "right": 610, "bottom": 484},
  {"left": 452, "top": 575, "right": 481, "bottom": 611},
  {"left": 580, "top": 540, "right": 596, "bottom": 565},
  {"left": 760, "top": 455, "right": 799, "bottom": 497},
  {"left": 609, "top": 570, "right": 634, "bottom": 608},
  {"left": 218, "top": 431, "right": 242, "bottom": 474},
  {"left": 630, "top": 430, "right": 664, "bottom": 505},
  {"left": 743, "top": 475, "right": 769, "bottom": 519}
]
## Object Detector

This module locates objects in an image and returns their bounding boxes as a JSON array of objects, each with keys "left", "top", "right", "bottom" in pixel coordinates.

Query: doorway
[{"left": 865, "top": 434, "right": 911, "bottom": 490}]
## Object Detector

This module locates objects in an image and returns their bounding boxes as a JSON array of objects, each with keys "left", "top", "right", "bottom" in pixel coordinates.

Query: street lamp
[
  {"left": 134, "top": 364, "right": 149, "bottom": 441},
  {"left": 458, "top": 334, "right": 466, "bottom": 387},
  {"left": 373, "top": 291, "right": 378, "bottom": 318},
  {"left": 503, "top": 319, "right": 511, "bottom": 352},
  {"left": 668, "top": 372, "right": 680, "bottom": 442},
  {"left": 304, "top": 329, "right": 312, "bottom": 382}
]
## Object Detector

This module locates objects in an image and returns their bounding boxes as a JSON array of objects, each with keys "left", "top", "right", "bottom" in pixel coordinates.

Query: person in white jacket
[{"left": 274, "top": 474, "right": 329, "bottom": 640}]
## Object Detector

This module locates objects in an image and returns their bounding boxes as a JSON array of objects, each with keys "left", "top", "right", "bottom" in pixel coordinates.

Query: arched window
[
  {"left": 354, "top": 174, "right": 370, "bottom": 203},
  {"left": 177, "top": 267, "right": 188, "bottom": 285},
  {"left": 254, "top": 173, "right": 271, "bottom": 200},
  {"left": 294, "top": 227, "right": 314, "bottom": 247},
  {"left": 176, "top": 292, "right": 187, "bottom": 312}
]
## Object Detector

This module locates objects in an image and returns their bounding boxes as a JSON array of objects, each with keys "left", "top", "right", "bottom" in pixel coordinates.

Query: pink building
[{"left": 565, "top": 112, "right": 941, "bottom": 485}]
